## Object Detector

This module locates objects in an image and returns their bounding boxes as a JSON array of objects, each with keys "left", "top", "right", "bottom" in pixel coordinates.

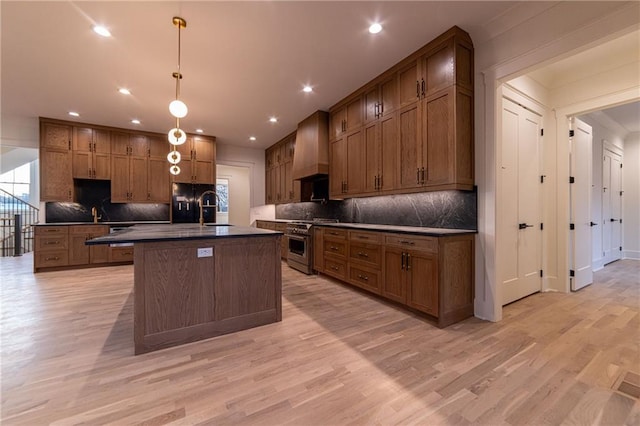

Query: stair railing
[{"left": 0, "top": 189, "right": 39, "bottom": 256}]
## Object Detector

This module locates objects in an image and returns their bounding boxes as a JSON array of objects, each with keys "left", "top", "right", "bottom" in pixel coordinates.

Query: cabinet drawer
[
  {"left": 385, "top": 234, "right": 437, "bottom": 253},
  {"left": 349, "top": 265, "right": 381, "bottom": 294},
  {"left": 35, "top": 226, "right": 68, "bottom": 236},
  {"left": 323, "top": 228, "right": 347, "bottom": 239},
  {"left": 349, "top": 230, "right": 382, "bottom": 243},
  {"left": 35, "top": 250, "right": 69, "bottom": 268},
  {"left": 275, "top": 223, "right": 288, "bottom": 232},
  {"left": 256, "top": 221, "right": 276, "bottom": 230},
  {"left": 110, "top": 246, "right": 134, "bottom": 263},
  {"left": 349, "top": 242, "right": 381, "bottom": 269},
  {"left": 36, "top": 235, "right": 68, "bottom": 251},
  {"left": 324, "top": 258, "right": 347, "bottom": 280},
  {"left": 70, "top": 225, "right": 108, "bottom": 235},
  {"left": 324, "top": 239, "right": 347, "bottom": 258}
]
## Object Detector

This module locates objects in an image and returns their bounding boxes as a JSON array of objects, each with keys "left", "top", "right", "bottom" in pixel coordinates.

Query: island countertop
[{"left": 85, "top": 223, "right": 282, "bottom": 245}]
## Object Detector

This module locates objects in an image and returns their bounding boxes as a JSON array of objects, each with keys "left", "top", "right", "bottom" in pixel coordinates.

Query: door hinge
[
  {"left": 569, "top": 270, "right": 575, "bottom": 277},
  {"left": 569, "top": 176, "right": 575, "bottom": 184},
  {"left": 540, "top": 128, "right": 544, "bottom": 136},
  {"left": 540, "top": 270, "right": 543, "bottom": 277},
  {"left": 540, "top": 223, "right": 544, "bottom": 230},
  {"left": 569, "top": 130, "right": 575, "bottom": 137},
  {"left": 570, "top": 223, "right": 575, "bottom": 230},
  {"left": 540, "top": 175, "right": 546, "bottom": 183}
]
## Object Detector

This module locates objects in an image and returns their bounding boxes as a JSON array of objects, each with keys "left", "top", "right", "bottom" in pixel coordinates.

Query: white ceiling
[
  {"left": 1, "top": 1, "right": 525, "bottom": 150},
  {"left": 3, "top": 2, "right": 637, "bottom": 152}
]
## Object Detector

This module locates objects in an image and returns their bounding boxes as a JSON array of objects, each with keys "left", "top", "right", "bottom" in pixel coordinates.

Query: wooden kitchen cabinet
[
  {"left": 327, "top": 26, "right": 474, "bottom": 199},
  {"left": 265, "top": 132, "right": 300, "bottom": 205},
  {"left": 315, "top": 226, "right": 474, "bottom": 327},
  {"left": 34, "top": 226, "right": 69, "bottom": 271},
  {"left": 40, "top": 121, "right": 73, "bottom": 202},
  {"left": 174, "top": 135, "right": 216, "bottom": 184},
  {"left": 69, "top": 225, "right": 109, "bottom": 266},
  {"left": 72, "top": 126, "right": 110, "bottom": 180},
  {"left": 329, "top": 129, "right": 365, "bottom": 199},
  {"left": 255, "top": 220, "right": 287, "bottom": 259}
]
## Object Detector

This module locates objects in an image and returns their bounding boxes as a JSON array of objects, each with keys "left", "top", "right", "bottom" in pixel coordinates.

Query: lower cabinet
[
  {"left": 315, "top": 227, "right": 474, "bottom": 327},
  {"left": 34, "top": 225, "right": 135, "bottom": 272},
  {"left": 69, "top": 225, "right": 109, "bottom": 266},
  {"left": 255, "top": 220, "right": 288, "bottom": 260}
]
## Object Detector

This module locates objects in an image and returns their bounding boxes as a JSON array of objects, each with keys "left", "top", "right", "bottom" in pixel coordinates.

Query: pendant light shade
[
  {"left": 167, "top": 150, "right": 181, "bottom": 164},
  {"left": 168, "top": 128, "right": 187, "bottom": 145},
  {"left": 169, "top": 165, "right": 181, "bottom": 175},
  {"left": 169, "top": 99, "right": 188, "bottom": 118}
]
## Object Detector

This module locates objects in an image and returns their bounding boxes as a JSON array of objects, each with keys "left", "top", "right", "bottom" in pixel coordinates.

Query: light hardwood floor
[{"left": 1, "top": 254, "right": 638, "bottom": 425}]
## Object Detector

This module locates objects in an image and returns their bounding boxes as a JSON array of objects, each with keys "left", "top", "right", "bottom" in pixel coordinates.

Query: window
[
  {"left": 0, "top": 163, "right": 31, "bottom": 203},
  {"left": 216, "top": 179, "right": 229, "bottom": 213}
]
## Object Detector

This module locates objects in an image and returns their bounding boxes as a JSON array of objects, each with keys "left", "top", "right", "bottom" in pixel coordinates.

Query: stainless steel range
[{"left": 286, "top": 219, "right": 337, "bottom": 274}]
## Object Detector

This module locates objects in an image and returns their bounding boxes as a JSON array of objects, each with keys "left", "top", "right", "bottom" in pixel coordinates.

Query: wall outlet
[{"left": 197, "top": 247, "right": 213, "bottom": 258}]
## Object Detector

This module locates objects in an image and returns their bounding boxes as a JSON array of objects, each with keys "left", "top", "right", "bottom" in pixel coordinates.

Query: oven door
[{"left": 287, "top": 234, "right": 309, "bottom": 264}]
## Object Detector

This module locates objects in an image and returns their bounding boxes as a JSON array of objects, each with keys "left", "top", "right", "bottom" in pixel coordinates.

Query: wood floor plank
[{"left": 1, "top": 254, "right": 638, "bottom": 425}]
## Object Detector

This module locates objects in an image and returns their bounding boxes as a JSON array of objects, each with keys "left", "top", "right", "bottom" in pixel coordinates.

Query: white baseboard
[
  {"left": 623, "top": 250, "right": 640, "bottom": 260},
  {"left": 592, "top": 257, "right": 606, "bottom": 272}
]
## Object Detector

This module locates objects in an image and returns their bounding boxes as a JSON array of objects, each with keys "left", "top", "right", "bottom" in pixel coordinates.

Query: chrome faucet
[
  {"left": 91, "top": 206, "right": 102, "bottom": 223},
  {"left": 198, "top": 190, "right": 221, "bottom": 226}
]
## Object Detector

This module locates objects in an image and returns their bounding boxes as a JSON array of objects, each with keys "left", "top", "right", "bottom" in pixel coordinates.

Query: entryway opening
[{"left": 216, "top": 164, "right": 250, "bottom": 226}]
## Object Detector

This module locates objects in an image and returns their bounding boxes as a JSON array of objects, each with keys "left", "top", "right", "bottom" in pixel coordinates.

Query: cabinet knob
[
  {"left": 357, "top": 274, "right": 369, "bottom": 281},
  {"left": 357, "top": 251, "right": 369, "bottom": 258}
]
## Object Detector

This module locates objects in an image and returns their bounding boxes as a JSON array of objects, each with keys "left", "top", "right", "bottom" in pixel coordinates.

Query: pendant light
[{"left": 168, "top": 16, "right": 187, "bottom": 175}]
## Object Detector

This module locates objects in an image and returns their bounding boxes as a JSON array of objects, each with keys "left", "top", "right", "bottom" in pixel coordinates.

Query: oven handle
[{"left": 286, "top": 234, "right": 308, "bottom": 242}]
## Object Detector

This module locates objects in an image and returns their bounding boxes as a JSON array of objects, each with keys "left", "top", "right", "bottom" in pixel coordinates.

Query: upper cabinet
[
  {"left": 40, "top": 120, "right": 73, "bottom": 202},
  {"left": 39, "top": 118, "right": 214, "bottom": 204},
  {"left": 174, "top": 135, "right": 216, "bottom": 184},
  {"left": 265, "top": 132, "right": 300, "bottom": 205},
  {"left": 72, "top": 126, "right": 110, "bottom": 180},
  {"left": 328, "top": 26, "right": 474, "bottom": 199}
]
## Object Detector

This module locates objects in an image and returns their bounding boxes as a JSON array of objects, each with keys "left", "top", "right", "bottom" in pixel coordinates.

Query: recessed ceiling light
[
  {"left": 196, "top": 129, "right": 204, "bottom": 133},
  {"left": 93, "top": 25, "right": 111, "bottom": 37},
  {"left": 68, "top": 111, "right": 80, "bottom": 117},
  {"left": 131, "top": 119, "right": 141, "bottom": 124},
  {"left": 303, "top": 85, "right": 313, "bottom": 93},
  {"left": 118, "top": 88, "right": 131, "bottom": 95},
  {"left": 369, "top": 23, "right": 382, "bottom": 34},
  {"left": 269, "top": 117, "right": 278, "bottom": 123},
  {"left": 249, "top": 136, "right": 257, "bottom": 141}
]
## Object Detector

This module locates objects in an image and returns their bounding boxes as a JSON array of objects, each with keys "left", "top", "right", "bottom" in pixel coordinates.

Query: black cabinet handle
[
  {"left": 421, "top": 78, "right": 425, "bottom": 97},
  {"left": 519, "top": 223, "right": 534, "bottom": 229},
  {"left": 590, "top": 222, "right": 598, "bottom": 226},
  {"left": 610, "top": 218, "right": 617, "bottom": 222},
  {"left": 401, "top": 252, "right": 406, "bottom": 270},
  {"left": 421, "top": 167, "right": 425, "bottom": 184}
]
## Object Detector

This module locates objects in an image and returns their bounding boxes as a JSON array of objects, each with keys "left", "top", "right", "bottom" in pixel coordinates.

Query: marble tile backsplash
[
  {"left": 276, "top": 190, "right": 477, "bottom": 230},
  {"left": 45, "top": 180, "right": 169, "bottom": 223}
]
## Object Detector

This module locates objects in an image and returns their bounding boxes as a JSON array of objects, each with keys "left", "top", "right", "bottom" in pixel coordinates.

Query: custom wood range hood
[{"left": 292, "top": 110, "right": 329, "bottom": 181}]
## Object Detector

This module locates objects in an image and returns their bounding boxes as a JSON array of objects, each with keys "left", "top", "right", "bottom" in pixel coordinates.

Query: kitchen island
[{"left": 87, "top": 224, "right": 283, "bottom": 354}]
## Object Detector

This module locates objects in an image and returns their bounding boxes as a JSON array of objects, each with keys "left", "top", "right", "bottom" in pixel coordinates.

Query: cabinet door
[
  {"left": 90, "top": 226, "right": 110, "bottom": 264},
  {"left": 41, "top": 122, "right": 72, "bottom": 150},
  {"left": 130, "top": 135, "right": 148, "bottom": 157},
  {"left": 68, "top": 231, "right": 90, "bottom": 265},
  {"left": 174, "top": 159, "right": 193, "bottom": 184},
  {"left": 283, "top": 160, "right": 294, "bottom": 203},
  {"left": 265, "top": 168, "right": 274, "bottom": 204},
  {"left": 73, "top": 127, "right": 94, "bottom": 152},
  {"left": 329, "top": 108, "right": 346, "bottom": 141},
  {"left": 424, "top": 89, "right": 454, "bottom": 186},
  {"left": 111, "top": 132, "right": 130, "bottom": 156},
  {"left": 148, "top": 157, "right": 171, "bottom": 202},
  {"left": 313, "top": 228, "right": 324, "bottom": 272},
  {"left": 379, "top": 75, "right": 398, "bottom": 117},
  {"left": 345, "top": 130, "right": 364, "bottom": 195},
  {"left": 130, "top": 157, "right": 148, "bottom": 201},
  {"left": 398, "top": 60, "right": 420, "bottom": 107},
  {"left": 363, "top": 86, "right": 379, "bottom": 124},
  {"left": 147, "top": 135, "right": 167, "bottom": 159},
  {"left": 193, "top": 136, "right": 215, "bottom": 162},
  {"left": 193, "top": 160, "right": 214, "bottom": 184},
  {"left": 406, "top": 251, "right": 439, "bottom": 316},
  {"left": 72, "top": 151, "right": 92, "bottom": 179},
  {"left": 345, "top": 96, "right": 363, "bottom": 132},
  {"left": 379, "top": 112, "right": 398, "bottom": 191},
  {"left": 111, "top": 155, "right": 130, "bottom": 202},
  {"left": 94, "top": 129, "right": 111, "bottom": 154},
  {"left": 425, "top": 40, "right": 454, "bottom": 95},
  {"left": 383, "top": 248, "right": 406, "bottom": 303},
  {"left": 329, "top": 137, "right": 346, "bottom": 198},
  {"left": 40, "top": 148, "right": 73, "bottom": 201},
  {"left": 93, "top": 152, "right": 111, "bottom": 180},
  {"left": 273, "top": 163, "right": 282, "bottom": 203},
  {"left": 363, "top": 122, "right": 379, "bottom": 193},
  {"left": 397, "top": 102, "right": 421, "bottom": 189}
]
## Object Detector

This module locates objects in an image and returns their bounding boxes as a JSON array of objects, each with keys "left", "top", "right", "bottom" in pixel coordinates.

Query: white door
[
  {"left": 602, "top": 147, "right": 623, "bottom": 264},
  {"left": 569, "top": 118, "right": 593, "bottom": 291},
  {"left": 500, "top": 98, "right": 542, "bottom": 305}
]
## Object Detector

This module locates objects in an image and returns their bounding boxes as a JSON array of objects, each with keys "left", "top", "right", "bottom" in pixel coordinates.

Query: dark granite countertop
[
  {"left": 37, "top": 221, "right": 171, "bottom": 226},
  {"left": 313, "top": 222, "right": 477, "bottom": 236},
  {"left": 85, "top": 223, "right": 282, "bottom": 245}
]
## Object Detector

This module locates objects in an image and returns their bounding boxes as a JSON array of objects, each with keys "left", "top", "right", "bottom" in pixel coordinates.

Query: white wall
[
  {"left": 216, "top": 164, "right": 250, "bottom": 227},
  {"left": 624, "top": 132, "right": 640, "bottom": 259},
  {"left": 474, "top": 1, "right": 639, "bottom": 321},
  {"left": 215, "top": 143, "right": 265, "bottom": 208}
]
